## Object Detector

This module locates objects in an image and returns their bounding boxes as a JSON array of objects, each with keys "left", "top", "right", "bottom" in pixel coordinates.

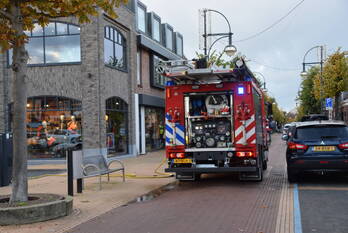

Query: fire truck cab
[{"left": 159, "top": 58, "right": 269, "bottom": 181}]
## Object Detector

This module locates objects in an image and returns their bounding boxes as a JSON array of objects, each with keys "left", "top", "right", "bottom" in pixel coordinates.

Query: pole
[
  {"left": 67, "top": 150, "right": 74, "bottom": 196},
  {"left": 320, "top": 46, "right": 323, "bottom": 114},
  {"left": 203, "top": 9, "right": 207, "bottom": 57}
]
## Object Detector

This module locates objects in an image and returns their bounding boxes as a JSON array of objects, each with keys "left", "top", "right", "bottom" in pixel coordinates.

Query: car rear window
[{"left": 295, "top": 125, "right": 348, "bottom": 140}]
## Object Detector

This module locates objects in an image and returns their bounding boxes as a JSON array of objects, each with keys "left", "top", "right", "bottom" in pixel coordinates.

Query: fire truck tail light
[
  {"left": 236, "top": 151, "right": 254, "bottom": 158},
  {"left": 176, "top": 153, "right": 185, "bottom": 158},
  {"left": 169, "top": 153, "right": 176, "bottom": 159}
]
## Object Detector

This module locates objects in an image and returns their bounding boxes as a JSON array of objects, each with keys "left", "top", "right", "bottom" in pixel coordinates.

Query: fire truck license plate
[
  {"left": 174, "top": 159, "right": 192, "bottom": 164},
  {"left": 313, "top": 146, "right": 335, "bottom": 152}
]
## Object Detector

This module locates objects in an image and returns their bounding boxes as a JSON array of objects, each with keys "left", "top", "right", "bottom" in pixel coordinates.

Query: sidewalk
[{"left": 0, "top": 150, "right": 175, "bottom": 233}]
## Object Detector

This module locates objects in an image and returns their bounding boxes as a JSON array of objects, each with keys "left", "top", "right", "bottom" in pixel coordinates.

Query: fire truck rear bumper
[{"left": 165, "top": 167, "right": 257, "bottom": 173}]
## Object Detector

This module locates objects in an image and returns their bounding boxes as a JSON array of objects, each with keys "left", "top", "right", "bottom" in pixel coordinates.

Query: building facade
[
  {"left": 0, "top": 0, "right": 184, "bottom": 159},
  {"left": 134, "top": 1, "right": 184, "bottom": 154}
]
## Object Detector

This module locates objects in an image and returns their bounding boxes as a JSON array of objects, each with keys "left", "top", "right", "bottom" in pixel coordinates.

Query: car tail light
[
  {"left": 338, "top": 143, "right": 348, "bottom": 150},
  {"left": 176, "top": 153, "right": 185, "bottom": 158},
  {"left": 236, "top": 151, "right": 255, "bottom": 158},
  {"left": 288, "top": 142, "right": 308, "bottom": 150}
]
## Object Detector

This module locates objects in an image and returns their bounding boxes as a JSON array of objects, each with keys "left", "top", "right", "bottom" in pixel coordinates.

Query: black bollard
[{"left": 67, "top": 149, "right": 74, "bottom": 196}]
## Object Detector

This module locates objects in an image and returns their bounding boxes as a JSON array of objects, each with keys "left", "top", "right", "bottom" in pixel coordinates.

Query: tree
[
  {"left": 0, "top": 0, "right": 126, "bottom": 204},
  {"left": 297, "top": 66, "right": 321, "bottom": 115},
  {"left": 313, "top": 49, "right": 348, "bottom": 117}
]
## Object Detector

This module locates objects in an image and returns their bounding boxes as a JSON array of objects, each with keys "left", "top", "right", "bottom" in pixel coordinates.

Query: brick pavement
[{"left": 0, "top": 150, "right": 174, "bottom": 233}]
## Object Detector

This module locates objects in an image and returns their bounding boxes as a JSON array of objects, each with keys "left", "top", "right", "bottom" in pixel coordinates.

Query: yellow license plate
[
  {"left": 173, "top": 158, "right": 192, "bottom": 164},
  {"left": 313, "top": 146, "right": 335, "bottom": 152}
]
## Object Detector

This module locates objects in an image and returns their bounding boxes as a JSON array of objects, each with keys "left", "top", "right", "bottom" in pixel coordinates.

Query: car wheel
[{"left": 287, "top": 167, "right": 297, "bottom": 183}]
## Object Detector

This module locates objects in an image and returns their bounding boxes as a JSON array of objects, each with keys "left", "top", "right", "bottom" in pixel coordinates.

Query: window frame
[
  {"left": 174, "top": 32, "right": 184, "bottom": 57},
  {"left": 7, "top": 21, "right": 82, "bottom": 67},
  {"left": 162, "top": 23, "right": 174, "bottom": 51},
  {"left": 136, "top": 2, "right": 147, "bottom": 33},
  {"left": 150, "top": 13, "right": 161, "bottom": 43},
  {"left": 104, "top": 26, "right": 128, "bottom": 72}
]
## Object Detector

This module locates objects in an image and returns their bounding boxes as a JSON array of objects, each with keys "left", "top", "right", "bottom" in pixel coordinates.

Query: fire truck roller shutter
[{"left": 165, "top": 113, "right": 185, "bottom": 146}]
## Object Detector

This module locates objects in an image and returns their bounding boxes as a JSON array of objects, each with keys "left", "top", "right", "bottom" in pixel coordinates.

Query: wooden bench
[{"left": 81, "top": 155, "right": 125, "bottom": 190}]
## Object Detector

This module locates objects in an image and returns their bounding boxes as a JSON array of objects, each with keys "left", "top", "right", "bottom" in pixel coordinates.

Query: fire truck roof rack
[{"left": 156, "top": 58, "right": 262, "bottom": 86}]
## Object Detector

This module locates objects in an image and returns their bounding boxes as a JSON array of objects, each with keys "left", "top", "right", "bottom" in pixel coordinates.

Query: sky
[{"left": 139, "top": 0, "right": 347, "bottom": 112}]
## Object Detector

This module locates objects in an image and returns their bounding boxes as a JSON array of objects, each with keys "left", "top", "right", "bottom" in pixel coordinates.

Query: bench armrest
[
  {"left": 107, "top": 159, "right": 125, "bottom": 170},
  {"left": 82, "top": 164, "right": 101, "bottom": 176}
]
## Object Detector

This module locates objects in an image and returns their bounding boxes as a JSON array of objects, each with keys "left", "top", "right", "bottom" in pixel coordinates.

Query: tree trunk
[{"left": 9, "top": 3, "right": 29, "bottom": 203}]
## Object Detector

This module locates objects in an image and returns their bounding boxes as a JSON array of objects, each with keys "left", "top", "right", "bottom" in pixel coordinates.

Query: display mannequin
[{"left": 67, "top": 116, "right": 78, "bottom": 132}]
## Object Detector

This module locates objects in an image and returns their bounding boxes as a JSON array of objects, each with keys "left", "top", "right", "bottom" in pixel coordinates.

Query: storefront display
[
  {"left": 106, "top": 97, "right": 128, "bottom": 156},
  {"left": 145, "top": 107, "right": 164, "bottom": 151},
  {"left": 21, "top": 96, "right": 82, "bottom": 159}
]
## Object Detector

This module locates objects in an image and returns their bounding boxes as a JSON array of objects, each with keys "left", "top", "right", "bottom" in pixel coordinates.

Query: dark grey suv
[{"left": 283, "top": 121, "right": 348, "bottom": 182}]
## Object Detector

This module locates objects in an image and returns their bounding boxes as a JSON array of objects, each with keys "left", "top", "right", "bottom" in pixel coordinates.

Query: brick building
[{"left": 0, "top": 0, "right": 184, "bottom": 159}]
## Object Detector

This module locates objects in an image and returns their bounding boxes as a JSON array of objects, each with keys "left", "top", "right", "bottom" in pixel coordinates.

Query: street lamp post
[
  {"left": 202, "top": 9, "right": 237, "bottom": 61},
  {"left": 300, "top": 45, "right": 324, "bottom": 113}
]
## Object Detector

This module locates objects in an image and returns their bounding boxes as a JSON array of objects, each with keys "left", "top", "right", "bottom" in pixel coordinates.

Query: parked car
[{"left": 283, "top": 121, "right": 348, "bottom": 182}]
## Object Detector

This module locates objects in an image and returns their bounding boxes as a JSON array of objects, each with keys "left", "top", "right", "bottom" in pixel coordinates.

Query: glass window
[
  {"left": 153, "top": 18, "right": 160, "bottom": 42},
  {"left": 56, "top": 23, "right": 68, "bottom": 35},
  {"left": 105, "top": 97, "right": 128, "bottom": 156},
  {"left": 145, "top": 107, "right": 165, "bottom": 151},
  {"left": 176, "top": 36, "right": 183, "bottom": 57},
  {"left": 151, "top": 55, "right": 166, "bottom": 88},
  {"left": 45, "top": 35, "right": 81, "bottom": 63},
  {"left": 27, "top": 37, "right": 44, "bottom": 64},
  {"left": 44, "top": 23, "right": 55, "bottom": 36},
  {"left": 68, "top": 25, "right": 80, "bottom": 34},
  {"left": 10, "top": 96, "right": 83, "bottom": 159},
  {"left": 137, "top": 6, "right": 146, "bottom": 32},
  {"left": 7, "top": 22, "right": 81, "bottom": 66},
  {"left": 165, "top": 27, "right": 173, "bottom": 50},
  {"left": 295, "top": 126, "right": 348, "bottom": 140},
  {"left": 104, "top": 26, "right": 127, "bottom": 71}
]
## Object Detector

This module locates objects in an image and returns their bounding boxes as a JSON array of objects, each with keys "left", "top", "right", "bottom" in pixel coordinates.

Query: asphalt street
[{"left": 67, "top": 135, "right": 348, "bottom": 233}]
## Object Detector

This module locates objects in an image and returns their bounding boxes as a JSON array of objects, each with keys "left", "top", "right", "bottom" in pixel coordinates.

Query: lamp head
[
  {"left": 300, "top": 71, "right": 308, "bottom": 78},
  {"left": 224, "top": 45, "right": 237, "bottom": 57}
]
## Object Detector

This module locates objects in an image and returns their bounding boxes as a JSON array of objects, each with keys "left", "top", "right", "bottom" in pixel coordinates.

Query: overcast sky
[{"left": 139, "top": 0, "right": 347, "bottom": 112}]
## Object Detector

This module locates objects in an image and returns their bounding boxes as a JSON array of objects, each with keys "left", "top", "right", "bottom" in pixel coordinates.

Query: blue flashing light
[
  {"left": 166, "top": 81, "right": 175, "bottom": 86},
  {"left": 237, "top": 86, "right": 245, "bottom": 95}
]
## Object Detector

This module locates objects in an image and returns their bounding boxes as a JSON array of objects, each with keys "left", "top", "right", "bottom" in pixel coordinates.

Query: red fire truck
[{"left": 158, "top": 58, "right": 269, "bottom": 181}]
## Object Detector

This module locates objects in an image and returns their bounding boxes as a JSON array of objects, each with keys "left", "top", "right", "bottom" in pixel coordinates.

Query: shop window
[
  {"left": 145, "top": 107, "right": 165, "bottom": 151},
  {"left": 104, "top": 26, "right": 127, "bottom": 71},
  {"left": 150, "top": 55, "right": 167, "bottom": 88},
  {"left": 105, "top": 97, "right": 128, "bottom": 155},
  {"left": 7, "top": 22, "right": 81, "bottom": 66},
  {"left": 10, "top": 96, "right": 82, "bottom": 159}
]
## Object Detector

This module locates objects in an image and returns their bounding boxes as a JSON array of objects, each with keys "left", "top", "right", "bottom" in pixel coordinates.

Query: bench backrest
[{"left": 83, "top": 155, "right": 108, "bottom": 172}]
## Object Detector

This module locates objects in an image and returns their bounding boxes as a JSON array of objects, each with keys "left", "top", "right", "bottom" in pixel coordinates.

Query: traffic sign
[{"left": 326, "top": 98, "right": 333, "bottom": 110}]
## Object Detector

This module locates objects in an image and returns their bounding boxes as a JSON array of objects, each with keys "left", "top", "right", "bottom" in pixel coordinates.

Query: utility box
[{"left": 0, "top": 133, "right": 13, "bottom": 187}]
